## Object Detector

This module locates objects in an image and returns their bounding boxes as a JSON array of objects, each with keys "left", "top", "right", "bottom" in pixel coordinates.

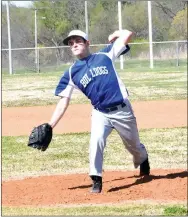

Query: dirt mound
[{"left": 2, "top": 169, "right": 187, "bottom": 207}]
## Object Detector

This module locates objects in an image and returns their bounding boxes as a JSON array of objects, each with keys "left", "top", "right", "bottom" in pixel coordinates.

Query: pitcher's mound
[{"left": 2, "top": 169, "right": 187, "bottom": 207}]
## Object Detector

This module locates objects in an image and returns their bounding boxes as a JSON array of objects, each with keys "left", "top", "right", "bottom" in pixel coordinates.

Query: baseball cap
[{"left": 63, "top": 30, "right": 88, "bottom": 45}]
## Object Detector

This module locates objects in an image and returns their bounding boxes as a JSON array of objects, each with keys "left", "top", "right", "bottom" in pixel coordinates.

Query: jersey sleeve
[
  {"left": 100, "top": 42, "right": 130, "bottom": 60},
  {"left": 104, "top": 39, "right": 130, "bottom": 61},
  {"left": 55, "top": 69, "right": 75, "bottom": 98},
  {"left": 118, "top": 44, "right": 130, "bottom": 57}
]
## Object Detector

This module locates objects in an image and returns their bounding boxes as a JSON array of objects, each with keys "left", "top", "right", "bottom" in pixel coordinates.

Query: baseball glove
[{"left": 28, "top": 123, "right": 52, "bottom": 151}]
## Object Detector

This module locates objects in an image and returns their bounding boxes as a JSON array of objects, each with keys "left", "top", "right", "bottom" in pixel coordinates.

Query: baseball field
[{"left": 2, "top": 64, "right": 187, "bottom": 215}]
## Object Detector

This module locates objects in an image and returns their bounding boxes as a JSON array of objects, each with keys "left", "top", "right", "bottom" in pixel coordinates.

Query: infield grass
[
  {"left": 2, "top": 65, "right": 187, "bottom": 107},
  {"left": 2, "top": 127, "right": 187, "bottom": 180},
  {"left": 2, "top": 203, "right": 187, "bottom": 216}
]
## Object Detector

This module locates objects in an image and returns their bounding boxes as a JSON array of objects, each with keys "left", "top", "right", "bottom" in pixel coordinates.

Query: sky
[{"left": 4, "top": 1, "right": 33, "bottom": 7}]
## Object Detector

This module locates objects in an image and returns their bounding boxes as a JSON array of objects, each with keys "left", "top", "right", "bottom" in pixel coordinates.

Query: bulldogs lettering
[{"left": 80, "top": 66, "right": 109, "bottom": 88}]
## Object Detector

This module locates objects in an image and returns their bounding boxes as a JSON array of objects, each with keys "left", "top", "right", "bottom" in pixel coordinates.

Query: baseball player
[{"left": 48, "top": 29, "right": 150, "bottom": 193}]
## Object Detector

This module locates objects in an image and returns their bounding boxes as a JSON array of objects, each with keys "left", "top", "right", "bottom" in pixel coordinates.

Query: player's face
[{"left": 68, "top": 36, "right": 90, "bottom": 58}]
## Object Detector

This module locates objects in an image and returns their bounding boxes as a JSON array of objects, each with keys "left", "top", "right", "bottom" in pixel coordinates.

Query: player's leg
[
  {"left": 109, "top": 99, "right": 149, "bottom": 173},
  {"left": 89, "top": 109, "right": 113, "bottom": 193},
  {"left": 89, "top": 109, "right": 113, "bottom": 177},
  {"left": 117, "top": 119, "right": 149, "bottom": 171}
]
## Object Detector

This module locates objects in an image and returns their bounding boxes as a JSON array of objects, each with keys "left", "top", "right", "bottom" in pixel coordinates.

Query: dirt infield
[
  {"left": 2, "top": 100, "right": 187, "bottom": 136},
  {"left": 2, "top": 100, "right": 187, "bottom": 207}
]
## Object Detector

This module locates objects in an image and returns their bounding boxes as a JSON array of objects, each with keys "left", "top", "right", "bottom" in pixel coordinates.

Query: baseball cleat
[
  {"left": 90, "top": 175, "right": 102, "bottom": 193},
  {"left": 140, "top": 158, "right": 150, "bottom": 176}
]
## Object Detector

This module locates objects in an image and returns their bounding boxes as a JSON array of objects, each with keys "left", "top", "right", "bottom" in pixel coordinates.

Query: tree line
[{"left": 2, "top": 0, "right": 187, "bottom": 50}]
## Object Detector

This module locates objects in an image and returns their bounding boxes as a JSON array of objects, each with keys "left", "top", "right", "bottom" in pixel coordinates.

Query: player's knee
[
  {"left": 92, "top": 134, "right": 105, "bottom": 143},
  {"left": 90, "top": 134, "right": 106, "bottom": 147}
]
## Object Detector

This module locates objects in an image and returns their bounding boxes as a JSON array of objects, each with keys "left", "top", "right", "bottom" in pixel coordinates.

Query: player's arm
[
  {"left": 49, "top": 68, "right": 75, "bottom": 128},
  {"left": 49, "top": 97, "right": 70, "bottom": 128},
  {"left": 99, "top": 41, "right": 130, "bottom": 55},
  {"left": 107, "top": 29, "right": 133, "bottom": 60},
  {"left": 108, "top": 29, "right": 133, "bottom": 45}
]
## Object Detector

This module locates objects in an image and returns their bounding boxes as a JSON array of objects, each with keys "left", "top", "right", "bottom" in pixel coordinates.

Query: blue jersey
[{"left": 55, "top": 40, "right": 130, "bottom": 111}]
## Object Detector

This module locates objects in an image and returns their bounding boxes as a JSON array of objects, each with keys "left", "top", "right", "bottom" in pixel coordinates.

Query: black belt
[{"left": 95, "top": 102, "right": 126, "bottom": 113}]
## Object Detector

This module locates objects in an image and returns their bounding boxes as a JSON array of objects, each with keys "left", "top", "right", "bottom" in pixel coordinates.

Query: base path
[{"left": 2, "top": 100, "right": 187, "bottom": 136}]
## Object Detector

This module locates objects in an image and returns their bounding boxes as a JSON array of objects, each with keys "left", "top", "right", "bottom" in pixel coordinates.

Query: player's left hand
[{"left": 28, "top": 123, "right": 53, "bottom": 151}]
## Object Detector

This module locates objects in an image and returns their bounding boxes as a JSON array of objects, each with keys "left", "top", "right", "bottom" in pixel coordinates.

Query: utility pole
[
  {"left": 6, "top": 1, "right": 13, "bottom": 75},
  {"left": 148, "top": 1, "right": 154, "bottom": 68},
  {"left": 85, "top": 1, "right": 89, "bottom": 36},
  {"left": 35, "top": 9, "right": 39, "bottom": 73},
  {"left": 118, "top": 1, "right": 124, "bottom": 70}
]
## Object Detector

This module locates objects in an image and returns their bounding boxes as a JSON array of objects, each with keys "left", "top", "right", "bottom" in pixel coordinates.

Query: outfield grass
[{"left": 2, "top": 64, "right": 187, "bottom": 107}]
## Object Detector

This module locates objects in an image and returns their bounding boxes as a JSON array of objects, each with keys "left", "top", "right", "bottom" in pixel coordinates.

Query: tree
[
  {"left": 2, "top": 3, "right": 37, "bottom": 70},
  {"left": 88, "top": 0, "right": 118, "bottom": 44},
  {"left": 152, "top": 1, "right": 187, "bottom": 41},
  {"left": 65, "top": 0, "right": 86, "bottom": 31},
  {"left": 169, "top": 7, "right": 187, "bottom": 40},
  {"left": 32, "top": 1, "right": 72, "bottom": 65},
  {"left": 2, "top": 4, "right": 34, "bottom": 49},
  {"left": 122, "top": 1, "right": 148, "bottom": 39},
  {"left": 2, "top": 5, "right": 8, "bottom": 49},
  {"left": 121, "top": 1, "right": 186, "bottom": 41},
  {"left": 154, "top": 1, "right": 187, "bottom": 19},
  {"left": 33, "top": 0, "right": 70, "bottom": 46}
]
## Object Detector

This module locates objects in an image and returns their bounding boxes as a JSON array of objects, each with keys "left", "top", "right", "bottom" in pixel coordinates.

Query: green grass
[
  {"left": 2, "top": 58, "right": 187, "bottom": 75},
  {"left": 164, "top": 205, "right": 188, "bottom": 216},
  {"left": 2, "top": 204, "right": 187, "bottom": 216},
  {"left": 2, "top": 64, "right": 187, "bottom": 107},
  {"left": 2, "top": 127, "right": 187, "bottom": 181},
  {"left": 2, "top": 63, "right": 72, "bottom": 75}
]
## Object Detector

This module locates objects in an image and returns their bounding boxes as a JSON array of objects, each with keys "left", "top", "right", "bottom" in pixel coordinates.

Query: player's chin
[{"left": 72, "top": 50, "right": 81, "bottom": 56}]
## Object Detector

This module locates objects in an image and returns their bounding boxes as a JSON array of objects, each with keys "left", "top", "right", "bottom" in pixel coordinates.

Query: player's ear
[{"left": 86, "top": 40, "right": 90, "bottom": 46}]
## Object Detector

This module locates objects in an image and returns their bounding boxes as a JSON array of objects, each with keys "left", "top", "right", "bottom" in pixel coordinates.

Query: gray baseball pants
[{"left": 89, "top": 98, "right": 148, "bottom": 177}]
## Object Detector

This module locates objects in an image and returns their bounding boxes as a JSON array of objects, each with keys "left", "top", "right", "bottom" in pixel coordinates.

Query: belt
[{"left": 95, "top": 102, "right": 126, "bottom": 113}]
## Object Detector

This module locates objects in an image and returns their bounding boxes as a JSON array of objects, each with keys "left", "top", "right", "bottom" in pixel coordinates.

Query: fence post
[
  {"left": 37, "top": 48, "right": 40, "bottom": 73},
  {"left": 35, "top": 9, "right": 40, "bottom": 73},
  {"left": 148, "top": 1, "right": 154, "bottom": 69},
  {"left": 85, "top": 1, "right": 89, "bottom": 36},
  {"left": 6, "top": 1, "right": 13, "bottom": 75},
  {"left": 118, "top": 1, "right": 124, "bottom": 70},
  {"left": 176, "top": 41, "right": 179, "bottom": 67}
]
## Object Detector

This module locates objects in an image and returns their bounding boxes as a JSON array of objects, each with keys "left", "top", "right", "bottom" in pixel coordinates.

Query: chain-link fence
[
  {"left": 2, "top": 1, "right": 187, "bottom": 74},
  {"left": 2, "top": 40, "right": 187, "bottom": 74}
]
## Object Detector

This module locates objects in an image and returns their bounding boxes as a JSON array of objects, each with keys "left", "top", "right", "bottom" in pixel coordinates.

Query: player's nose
[{"left": 73, "top": 42, "right": 78, "bottom": 48}]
